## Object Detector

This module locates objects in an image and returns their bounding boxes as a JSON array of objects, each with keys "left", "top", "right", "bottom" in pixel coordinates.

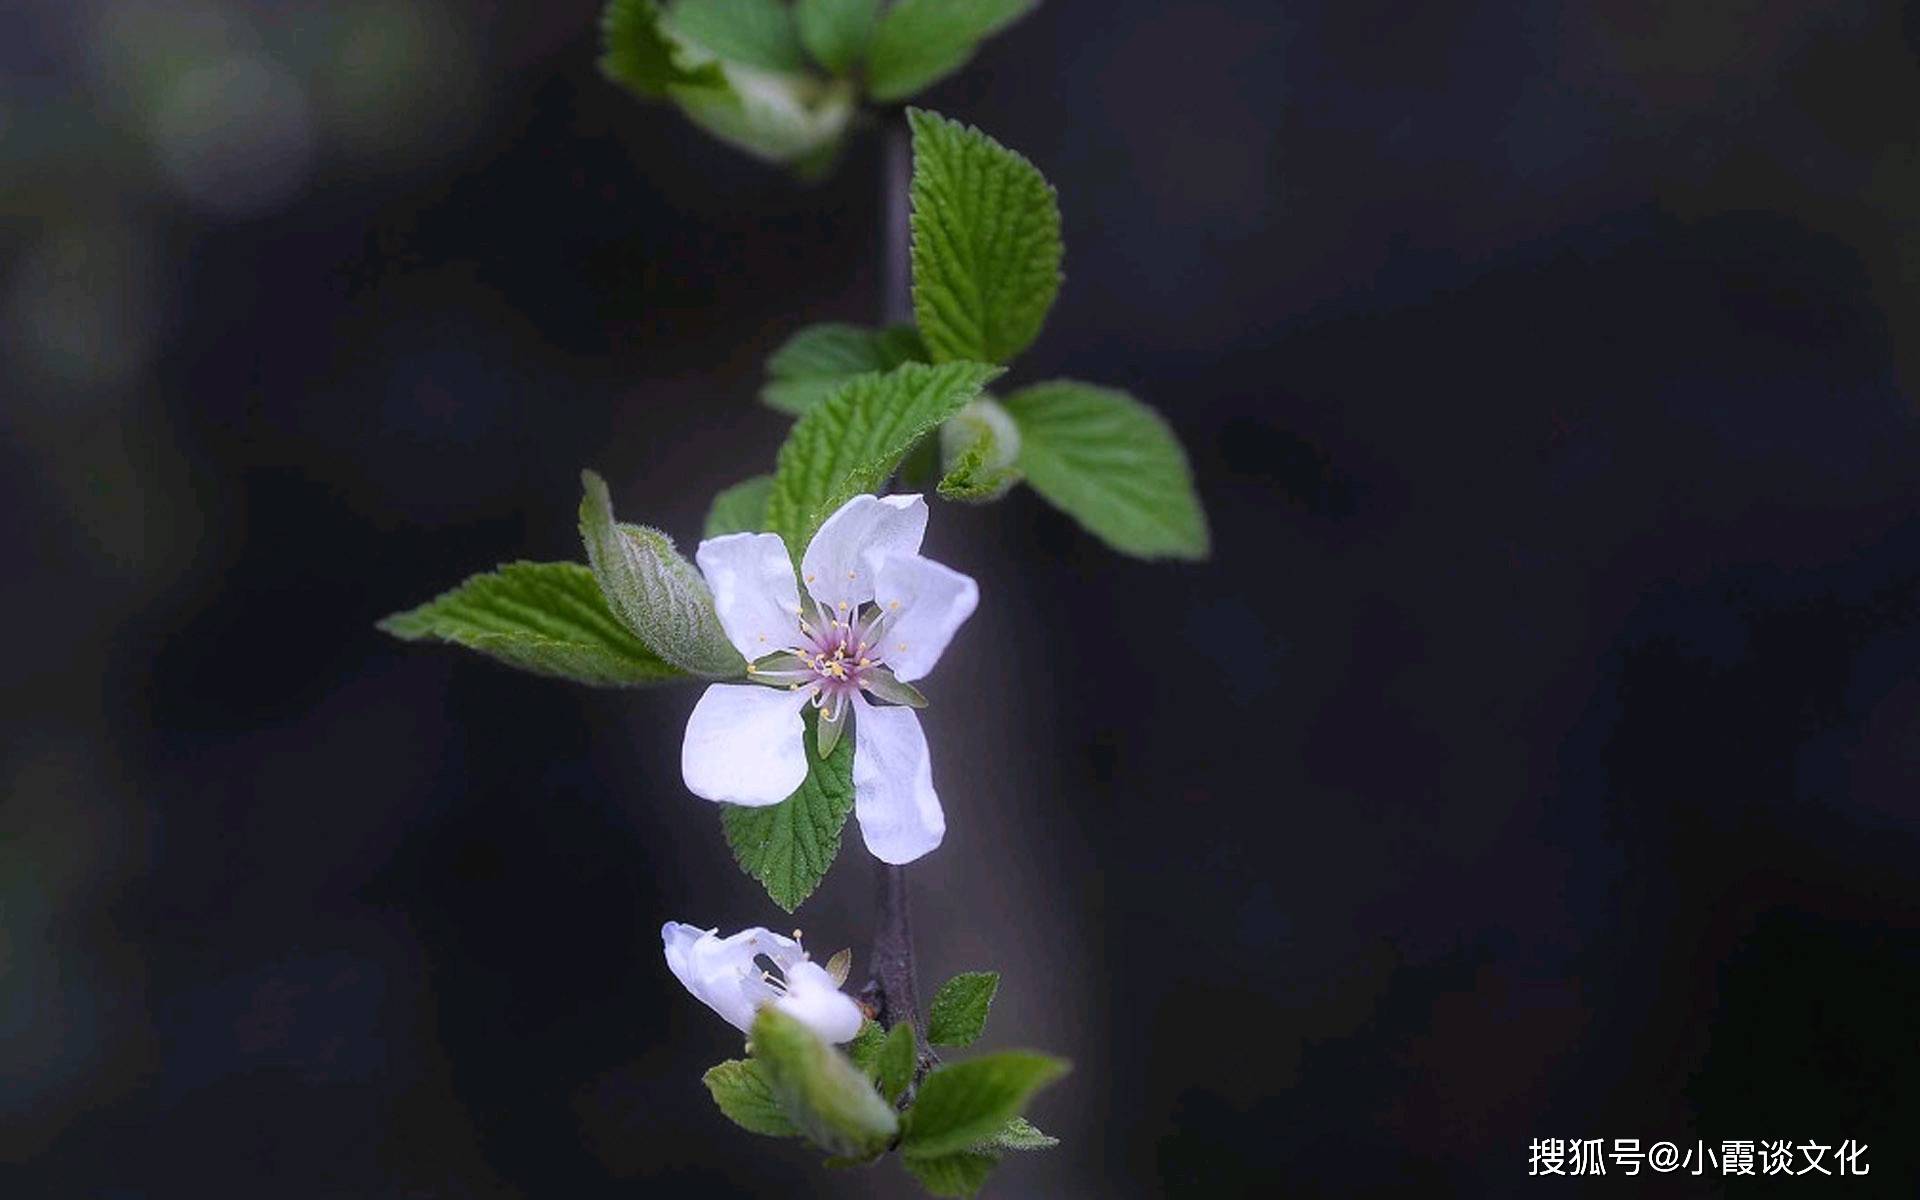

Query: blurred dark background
[{"left": 6, "top": 0, "right": 1920, "bottom": 1195}]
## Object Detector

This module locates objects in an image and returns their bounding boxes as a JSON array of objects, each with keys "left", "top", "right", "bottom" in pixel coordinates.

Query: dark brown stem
[{"left": 860, "top": 115, "right": 932, "bottom": 1066}]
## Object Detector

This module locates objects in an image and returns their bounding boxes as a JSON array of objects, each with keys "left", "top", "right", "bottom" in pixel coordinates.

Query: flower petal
[
  {"left": 774, "top": 960, "right": 864, "bottom": 1043},
  {"left": 801, "top": 494, "right": 926, "bottom": 612},
  {"left": 662, "top": 922, "right": 790, "bottom": 1033},
  {"left": 696, "top": 531, "right": 802, "bottom": 660},
  {"left": 682, "top": 684, "right": 811, "bottom": 806},
  {"left": 852, "top": 697, "right": 945, "bottom": 864},
  {"left": 872, "top": 554, "right": 978, "bottom": 683}
]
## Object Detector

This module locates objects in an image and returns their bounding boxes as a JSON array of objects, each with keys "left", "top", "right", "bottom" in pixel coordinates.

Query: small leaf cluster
[
  {"left": 704, "top": 971, "right": 1063, "bottom": 1196},
  {"left": 762, "top": 109, "right": 1211, "bottom": 560},
  {"left": 600, "top": 0, "right": 1039, "bottom": 174}
]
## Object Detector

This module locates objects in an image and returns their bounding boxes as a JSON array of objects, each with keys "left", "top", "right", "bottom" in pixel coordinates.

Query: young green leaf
[
  {"left": 902, "top": 1150, "right": 999, "bottom": 1197},
  {"left": 877, "top": 1020, "right": 917, "bottom": 1104},
  {"left": 600, "top": 0, "right": 729, "bottom": 96},
  {"left": 980, "top": 1115, "right": 1057, "bottom": 1150},
  {"left": 721, "top": 708, "right": 855, "bottom": 911},
  {"left": 668, "top": 0, "right": 807, "bottom": 73},
  {"left": 379, "top": 562, "right": 685, "bottom": 687},
  {"left": 762, "top": 322, "right": 926, "bottom": 416},
  {"left": 846, "top": 1020, "right": 887, "bottom": 1077},
  {"left": 765, "top": 360, "right": 1002, "bottom": 565},
  {"left": 938, "top": 396, "right": 1022, "bottom": 502},
  {"left": 908, "top": 108, "right": 1062, "bottom": 367},
  {"left": 750, "top": 1007, "right": 899, "bottom": 1158},
  {"left": 795, "top": 0, "right": 879, "bottom": 74},
  {"left": 926, "top": 971, "right": 999, "bottom": 1048},
  {"left": 901, "top": 1052, "right": 1069, "bottom": 1158},
  {"left": 867, "top": 0, "right": 1038, "bottom": 102},
  {"left": 1001, "top": 381, "right": 1210, "bottom": 560},
  {"left": 702, "top": 1059, "right": 797, "bottom": 1137},
  {"left": 704, "top": 474, "right": 775, "bottom": 538},
  {"left": 579, "top": 470, "right": 746, "bottom": 678}
]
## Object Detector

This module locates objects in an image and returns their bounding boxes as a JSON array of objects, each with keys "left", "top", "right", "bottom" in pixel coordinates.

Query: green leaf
[
  {"left": 668, "top": 0, "right": 807, "bottom": 73},
  {"left": 878, "top": 1020, "right": 917, "bottom": 1103},
  {"left": 1001, "top": 381, "right": 1209, "bottom": 560},
  {"left": 795, "top": 0, "right": 879, "bottom": 74},
  {"left": 846, "top": 1020, "right": 887, "bottom": 1077},
  {"left": 902, "top": 1150, "right": 998, "bottom": 1197},
  {"left": 722, "top": 707, "right": 855, "bottom": 910},
  {"left": 980, "top": 1115, "right": 1057, "bottom": 1151},
  {"left": 702, "top": 1059, "right": 797, "bottom": 1137},
  {"left": 750, "top": 1007, "right": 899, "bottom": 1158},
  {"left": 379, "top": 562, "right": 685, "bottom": 687},
  {"left": 599, "top": 0, "right": 728, "bottom": 96},
  {"left": 938, "top": 396, "right": 1021, "bottom": 502},
  {"left": 704, "top": 474, "right": 775, "bottom": 538},
  {"left": 867, "top": 0, "right": 1038, "bottom": 102},
  {"left": 926, "top": 971, "right": 998, "bottom": 1048},
  {"left": 765, "top": 360, "right": 1002, "bottom": 564},
  {"left": 901, "top": 1052, "right": 1068, "bottom": 1158},
  {"left": 908, "top": 108, "right": 1062, "bottom": 367},
  {"left": 762, "top": 322, "right": 927, "bottom": 416},
  {"left": 578, "top": 470, "right": 747, "bottom": 677}
]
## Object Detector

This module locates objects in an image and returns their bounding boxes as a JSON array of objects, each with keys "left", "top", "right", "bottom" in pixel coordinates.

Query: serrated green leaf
[
  {"left": 762, "top": 322, "right": 927, "bottom": 416},
  {"left": 902, "top": 1150, "right": 999, "bottom": 1197},
  {"left": 926, "top": 971, "right": 998, "bottom": 1048},
  {"left": 846, "top": 1020, "right": 887, "bottom": 1077},
  {"left": 901, "top": 1052, "right": 1068, "bottom": 1158},
  {"left": 979, "top": 1115, "right": 1057, "bottom": 1151},
  {"left": 750, "top": 1007, "right": 898, "bottom": 1157},
  {"left": 878, "top": 1020, "right": 917, "bottom": 1103},
  {"left": 766, "top": 360, "right": 1002, "bottom": 565},
  {"left": 704, "top": 475, "right": 775, "bottom": 538},
  {"left": 579, "top": 470, "right": 747, "bottom": 677},
  {"left": 722, "top": 707, "right": 855, "bottom": 910},
  {"left": 908, "top": 108, "right": 1062, "bottom": 367},
  {"left": 702, "top": 1059, "right": 798, "bottom": 1137},
  {"left": 669, "top": 0, "right": 807, "bottom": 73},
  {"left": 1000, "top": 381, "right": 1209, "bottom": 560},
  {"left": 867, "top": 0, "right": 1038, "bottom": 102},
  {"left": 379, "top": 562, "right": 685, "bottom": 687},
  {"left": 599, "top": 0, "right": 729, "bottom": 96},
  {"left": 938, "top": 396, "right": 1021, "bottom": 502},
  {"left": 795, "top": 0, "right": 879, "bottom": 74}
]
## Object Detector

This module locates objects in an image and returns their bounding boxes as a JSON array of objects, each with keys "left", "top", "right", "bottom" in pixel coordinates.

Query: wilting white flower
[
  {"left": 661, "top": 921, "right": 863, "bottom": 1043},
  {"left": 682, "top": 494, "right": 977, "bottom": 864}
]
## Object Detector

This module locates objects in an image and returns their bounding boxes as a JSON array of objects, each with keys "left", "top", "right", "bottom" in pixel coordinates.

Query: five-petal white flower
[
  {"left": 682, "top": 494, "right": 977, "bottom": 865},
  {"left": 661, "top": 921, "right": 864, "bottom": 1043}
]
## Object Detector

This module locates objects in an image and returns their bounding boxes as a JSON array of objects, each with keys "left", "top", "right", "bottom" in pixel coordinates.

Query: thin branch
[{"left": 860, "top": 114, "right": 934, "bottom": 1070}]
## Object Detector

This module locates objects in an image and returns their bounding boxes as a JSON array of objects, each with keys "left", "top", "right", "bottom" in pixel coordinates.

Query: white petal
[
  {"left": 696, "top": 531, "right": 802, "bottom": 660},
  {"left": 682, "top": 684, "right": 811, "bottom": 806},
  {"left": 871, "top": 554, "right": 978, "bottom": 683},
  {"left": 662, "top": 922, "right": 787, "bottom": 1033},
  {"left": 801, "top": 494, "right": 926, "bottom": 612},
  {"left": 773, "top": 960, "right": 865, "bottom": 1043},
  {"left": 852, "top": 698, "right": 945, "bottom": 864}
]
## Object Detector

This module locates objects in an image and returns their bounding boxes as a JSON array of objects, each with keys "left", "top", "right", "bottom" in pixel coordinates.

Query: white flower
[
  {"left": 661, "top": 921, "right": 864, "bottom": 1043},
  {"left": 682, "top": 494, "right": 978, "bottom": 864}
]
